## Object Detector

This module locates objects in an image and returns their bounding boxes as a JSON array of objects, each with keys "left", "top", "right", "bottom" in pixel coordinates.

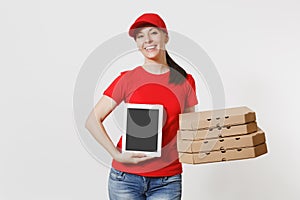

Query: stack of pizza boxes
[{"left": 177, "top": 106, "right": 267, "bottom": 164}]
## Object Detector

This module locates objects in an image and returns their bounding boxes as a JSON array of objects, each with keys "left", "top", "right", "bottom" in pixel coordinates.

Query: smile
[{"left": 144, "top": 45, "right": 157, "bottom": 50}]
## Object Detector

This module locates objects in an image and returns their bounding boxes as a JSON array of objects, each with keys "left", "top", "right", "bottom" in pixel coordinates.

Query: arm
[
  {"left": 85, "top": 95, "right": 153, "bottom": 164},
  {"left": 183, "top": 105, "right": 195, "bottom": 113}
]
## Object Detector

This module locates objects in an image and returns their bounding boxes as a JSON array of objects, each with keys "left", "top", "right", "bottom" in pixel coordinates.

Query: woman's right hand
[
  {"left": 85, "top": 95, "right": 155, "bottom": 165},
  {"left": 114, "top": 152, "right": 155, "bottom": 164}
]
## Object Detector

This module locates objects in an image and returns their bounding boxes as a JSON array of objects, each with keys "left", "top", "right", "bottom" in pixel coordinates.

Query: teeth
[{"left": 145, "top": 45, "right": 156, "bottom": 50}]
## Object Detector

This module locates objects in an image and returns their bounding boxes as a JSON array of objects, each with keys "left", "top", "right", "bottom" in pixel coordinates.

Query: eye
[
  {"left": 136, "top": 34, "right": 144, "bottom": 39},
  {"left": 151, "top": 31, "right": 158, "bottom": 35}
]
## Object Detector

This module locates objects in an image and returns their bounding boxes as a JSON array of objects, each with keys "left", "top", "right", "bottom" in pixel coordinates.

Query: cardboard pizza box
[
  {"left": 179, "top": 143, "right": 267, "bottom": 164},
  {"left": 178, "top": 121, "right": 257, "bottom": 140},
  {"left": 179, "top": 106, "right": 256, "bottom": 130},
  {"left": 177, "top": 128, "right": 265, "bottom": 153}
]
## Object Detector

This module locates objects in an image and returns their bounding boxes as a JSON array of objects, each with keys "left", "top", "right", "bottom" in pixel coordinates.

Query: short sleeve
[
  {"left": 103, "top": 71, "right": 128, "bottom": 106},
  {"left": 185, "top": 74, "right": 198, "bottom": 108}
]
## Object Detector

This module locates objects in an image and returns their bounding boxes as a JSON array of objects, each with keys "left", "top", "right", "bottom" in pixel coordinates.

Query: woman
[{"left": 85, "top": 13, "right": 198, "bottom": 199}]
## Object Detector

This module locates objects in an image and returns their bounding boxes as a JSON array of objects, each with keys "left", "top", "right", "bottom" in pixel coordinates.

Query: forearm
[{"left": 85, "top": 116, "right": 120, "bottom": 159}]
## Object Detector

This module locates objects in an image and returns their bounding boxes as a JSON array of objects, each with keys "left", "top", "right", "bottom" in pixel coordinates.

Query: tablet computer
[{"left": 122, "top": 103, "right": 163, "bottom": 157}]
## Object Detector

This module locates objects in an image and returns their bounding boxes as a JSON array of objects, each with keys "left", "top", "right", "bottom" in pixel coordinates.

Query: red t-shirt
[{"left": 103, "top": 66, "right": 198, "bottom": 177}]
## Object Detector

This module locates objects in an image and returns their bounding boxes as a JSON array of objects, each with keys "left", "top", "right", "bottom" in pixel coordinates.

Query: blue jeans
[{"left": 108, "top": 167, "right": 182, "bottom": 200}]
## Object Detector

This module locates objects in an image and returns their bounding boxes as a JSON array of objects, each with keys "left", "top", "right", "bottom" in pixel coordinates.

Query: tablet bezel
[{"left": 122, "top": 103, "right": 163, "bottom": 157}]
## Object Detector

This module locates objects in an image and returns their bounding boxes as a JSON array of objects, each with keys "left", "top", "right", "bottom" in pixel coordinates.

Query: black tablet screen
[{"left": 126, "top": 108, "right": 159, "bottom": 152}]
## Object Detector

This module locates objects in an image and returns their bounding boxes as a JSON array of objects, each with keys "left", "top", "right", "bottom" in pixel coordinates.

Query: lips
[{"left": 144, "top": 45, "right": 157, "bottom": 51}]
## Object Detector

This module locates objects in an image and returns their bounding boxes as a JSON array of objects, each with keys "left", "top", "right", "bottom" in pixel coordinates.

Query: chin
[
  {"left": 142, "top": 52, "right": 158, "bottom": 59},
  {"left": 142, "top": 50, "right": 163, "bottom": 60},
  {"left": 145, "top": 55, "right": 161, "bottom": 61}
]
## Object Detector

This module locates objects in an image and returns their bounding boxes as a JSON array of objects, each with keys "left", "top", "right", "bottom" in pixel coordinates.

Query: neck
[{"left": 142, "top": 51, "right": 169, "bottom": 74}]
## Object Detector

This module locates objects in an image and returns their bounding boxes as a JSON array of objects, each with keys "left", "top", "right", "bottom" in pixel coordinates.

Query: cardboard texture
[
  {"left": 177, "top": 106, "right": 268, "bottom": 164},
  {"left": 179, "top": 143, "right": 268, "bottom": 164},
  {"left": 178, "top": 121, "right": 257, "bottom": 140},
  {"left": 177, "top": 128, "right": 265, "bottom": 153},
  {"left": 179, "top": 106, "right": 256, "bottom": 130}
]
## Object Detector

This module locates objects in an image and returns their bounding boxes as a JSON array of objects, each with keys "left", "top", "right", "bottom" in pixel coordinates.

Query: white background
[{"left": 1, "top": 0, "right": 300, "bottom": 199}]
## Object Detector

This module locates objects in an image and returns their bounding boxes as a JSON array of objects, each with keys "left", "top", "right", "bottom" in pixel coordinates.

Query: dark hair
[{"left": 166, "top": 51, "right": 187, "bottom": 85}]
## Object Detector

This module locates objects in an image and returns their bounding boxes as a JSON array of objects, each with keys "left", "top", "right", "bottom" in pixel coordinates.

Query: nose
[{"left": 144, "top": 33, "right": 153, "bottom": 43}]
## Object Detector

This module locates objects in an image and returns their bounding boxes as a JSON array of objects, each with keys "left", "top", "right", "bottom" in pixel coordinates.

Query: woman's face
[{"left": 134, "top": 26, "right": 168, "bottom": 61}]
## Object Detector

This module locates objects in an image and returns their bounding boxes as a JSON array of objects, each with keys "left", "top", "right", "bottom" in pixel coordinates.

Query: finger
[{"left": 131, "top": 153, "right": 147, "bottom": 158}]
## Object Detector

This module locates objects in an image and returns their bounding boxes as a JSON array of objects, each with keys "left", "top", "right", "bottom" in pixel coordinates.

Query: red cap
[{"left": 129, "top": 13, "right": 168, "bottom": 38}]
